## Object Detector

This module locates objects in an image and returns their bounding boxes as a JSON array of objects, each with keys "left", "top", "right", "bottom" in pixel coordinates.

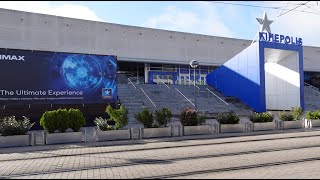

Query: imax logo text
[{"left": 0, "top": 55, "right": 25, "bottom": 61}]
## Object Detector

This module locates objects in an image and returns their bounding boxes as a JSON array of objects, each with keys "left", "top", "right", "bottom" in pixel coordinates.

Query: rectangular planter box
[
  {"left": 0, "top": 135, "right": 31, "bottom": 148},
  {"left": 253, "top": 122, "right": 276, "bottom": 131},
  {"left": 130, "top": 127, "right": 141, "bottom": 139},
  {"left": 310, "top": 119, "right": 320, "bottom": 128},
  {"left": 45, "top": 132, "right": 83, "bottom": 145},
  {"left": 282, "top": 120, "right": 303, "bottom": 130},
  {"left": 170, "top": 125, "right": 182, "bottom": 137},
  {"left": 220, "top": 124, "right": 245, "bottom": 133},
  {"left": 183, "top": 125, "right": 211, "bottom": 136},
  {"left": 143, "top": 127, "right": 171, "bottom": 139},
  {"left": 96, "top": 129, "right": 131, "bottom": 141}
]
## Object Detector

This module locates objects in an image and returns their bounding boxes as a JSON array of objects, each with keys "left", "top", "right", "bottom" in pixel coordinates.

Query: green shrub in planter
[
  {"left": 306, "top": 111, "right": 315, "bottom": 120},
  {"left": 216, "top": 112, "right": 240, "bottom": 124},
  {"left": 0, "top": 116, "right": 35, "bottom": 136},
  {"left": 94, "top": 117, "right": 113, "bottom": 131},
  {"left": 197, "top": 113, "right": 207, "bottom": 125},
  {"left": 135, "top": 109, "right": 154, "bottom": 128},
  {"left": 305, "top": 110, "right": 320, "bottom": 120},
  {"left": 249, "top": 112, "right": 274, "bottom": 123},
  {"left": 180, "top": 108, "right": 198, "bottom": 126},
  {"left": 106, "top": 105, "right": 128, "bottom": 130},
  {"left": 290, "top": 107, "right": 302, "bottom": 121},
  {"left": 40, "top": 110, "right": 56, "bottom": 133},
  {"left": 56, "top": 108, "right": 69, "bottom": 133},
  {"left": 279, "top": 111, "right": 295, "bottom": 121},
  {"left": 68, "top": 108, "right": 86, "bottom": 132},
  {"left": 155, "top": 108, "right": 173, "bottom": 127},
  {"left": 40, "top": 108, "right": 86, "bottom": 133}
]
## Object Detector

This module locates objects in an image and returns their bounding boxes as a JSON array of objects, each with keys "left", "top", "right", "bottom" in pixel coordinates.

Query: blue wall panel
[{"left": 206, "top": 42, "right": 266, "bottom": 112}]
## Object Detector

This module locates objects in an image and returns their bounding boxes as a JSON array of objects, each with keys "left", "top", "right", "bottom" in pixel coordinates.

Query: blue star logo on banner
[{"left": 102, "top": 88, "right": 112, "bottom": 99}]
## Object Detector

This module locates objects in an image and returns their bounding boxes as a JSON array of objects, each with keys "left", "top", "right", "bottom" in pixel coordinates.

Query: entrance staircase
[{"left": 118, "top": 78, "right": 255, "bottom": 127}]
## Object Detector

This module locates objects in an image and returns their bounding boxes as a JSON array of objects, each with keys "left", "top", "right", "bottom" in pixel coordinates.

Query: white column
[{"left": 144, "top": 63, "right": 149, "bottom": 84}]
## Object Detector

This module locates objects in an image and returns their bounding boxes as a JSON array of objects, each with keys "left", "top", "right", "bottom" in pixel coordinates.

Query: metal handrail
[
  {"left": 305, "top": 82, "right": 319, "bottom": 90},
  {"left": 304, "top": 82, "right": 320, "bottom": 95},
  {"left": 140, "top": 87, "right": 157, "bottom": 108},
  {"left": 127, "top": 78, "right": 136, "bottom": 89},
  {"left": 206, "top": 88, "right": 229, "bottom": 106},
  {"left": 156, "top": 76, "right": 170, "bottom": 89},
  {"left": 175, "top": 87, "right": 195, "bottom": 107},
  {"left": 307, "top": 87, "right": 319, "bottom": 95},
  {"left": 304, "top": 82, "right": 314, "bottom": 87}
]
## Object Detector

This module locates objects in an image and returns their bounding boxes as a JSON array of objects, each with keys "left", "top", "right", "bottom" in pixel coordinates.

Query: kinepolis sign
[
  {"left": 259, "top": 32, "right": 303, "bottom": 46},
  {"left": 0, "top": 48, "right": 117, "bottom": 104}
]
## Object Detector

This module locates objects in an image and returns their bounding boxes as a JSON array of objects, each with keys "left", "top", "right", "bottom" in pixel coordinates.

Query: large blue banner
[{"left": 0, "top": 48, "right": 117, "bottom": 104}]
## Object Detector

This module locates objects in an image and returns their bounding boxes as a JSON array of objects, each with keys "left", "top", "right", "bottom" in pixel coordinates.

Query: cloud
[
  {"left": 0, "top": 1, "right": 104, "bottom": 22},
  {"left": 142, "top": 1, "right": 234, "bottom": 38},
  {"left": 272, "top": 4, "right": 320, "bottom": 46},
  {"left": 143, "top": 1, "right": 320, "bottom": 46}
]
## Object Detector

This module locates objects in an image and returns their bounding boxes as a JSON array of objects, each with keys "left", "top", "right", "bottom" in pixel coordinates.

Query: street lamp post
[{"left": 190, "top": 60, "right": 199, "bottom": 111}]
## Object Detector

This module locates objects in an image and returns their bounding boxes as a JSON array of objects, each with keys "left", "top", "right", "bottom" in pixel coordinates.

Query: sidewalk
[{"left": 1, "top": 127, "right": 320, "bottom": 154}]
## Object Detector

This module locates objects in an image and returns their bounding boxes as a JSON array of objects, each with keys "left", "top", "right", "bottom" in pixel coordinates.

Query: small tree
[
  {"left": 279, "top": 111, "right": 294, "bottom": 121},
  {"left": 0, "top": 116, "right": 34, "bottom": 136},
  {"left": 305, "top": 111, "right": 320, "bottom": 120},
  {"left": 94, "top": 117, "right": 113, "bottom": 131},
  {"left": 40, "top": 108, "right": 86, "bottom": 133},
  {"left": 216, "top": 112, "right": 240, "bottom": 124},
  {"left": 68, "top": 108, "right": 86, "bottom": 132},
  {"left": 249, "top": 112, "right": 274, "bottom": 123},
  {"left": 155, "top": 108, "right": 173, "bottom": 127},
  {"left": 180, "top": 108, "right": 198, "bottom": 126},
  {"left": 40, "top": 110, "right": 56, "bottom": 133},
  {"left": 197, "top": 114, "right": 207, "bottom": 125},
  {"left": 56, "top": 108, "right": 69, "bottom": 133},
  {"left": 290, "top": 107, "right": 303, "bottom": 121},
  {"left": 135, "top": 109, "right": 154, "bottom": 128},
  {"left": 106, "top": 105, "right": 128, "bottom": 129}
]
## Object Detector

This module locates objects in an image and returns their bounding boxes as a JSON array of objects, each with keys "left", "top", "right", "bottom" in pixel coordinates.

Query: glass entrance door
[{"left": 200, "top": 75, "right": 207, "bottom": 85}]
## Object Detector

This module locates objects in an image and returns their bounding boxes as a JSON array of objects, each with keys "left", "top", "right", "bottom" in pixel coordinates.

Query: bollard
[
  {"left": 180, "top": 125, "right": 183, "bottom": 136},
  {"left": 140, "top": 127, "right": 143, "bottom": 139}
]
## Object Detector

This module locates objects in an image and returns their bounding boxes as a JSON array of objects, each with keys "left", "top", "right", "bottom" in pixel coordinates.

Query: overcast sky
[{"left": 0, "top": 1, "right": 319, "bottom": 46}]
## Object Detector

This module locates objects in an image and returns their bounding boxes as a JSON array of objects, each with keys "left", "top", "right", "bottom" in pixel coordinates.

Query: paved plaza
[{"left": 1, "top": 129, "right": 320, "bottom": 179}]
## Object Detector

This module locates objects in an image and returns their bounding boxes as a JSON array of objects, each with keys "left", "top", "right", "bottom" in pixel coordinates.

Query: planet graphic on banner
[{"left": 61, "top": 55, "right": 104, "bottom": 92}]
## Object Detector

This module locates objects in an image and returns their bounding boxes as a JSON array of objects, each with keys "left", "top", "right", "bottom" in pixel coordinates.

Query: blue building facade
[{"left": 206, "top": 32, "right": 304, "bottom": 112}]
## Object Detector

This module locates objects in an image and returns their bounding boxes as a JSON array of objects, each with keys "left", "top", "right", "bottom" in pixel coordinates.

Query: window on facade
[
  {"left": 305, "top": 71, "right": 320, "bottom": 88},
  {"left": 117, "top": 61, "right": 144, "bottom": 84},
  {"left": 209, "top": 66, "right": 218, "bottom": 72}
]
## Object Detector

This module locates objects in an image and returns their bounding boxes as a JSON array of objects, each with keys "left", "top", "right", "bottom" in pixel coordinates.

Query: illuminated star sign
[{"left": 256, "top": 11, "right": 273, "bottom": 33}]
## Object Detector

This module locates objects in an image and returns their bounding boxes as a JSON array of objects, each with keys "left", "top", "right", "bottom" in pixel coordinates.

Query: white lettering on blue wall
[{"left": 259, "top": 32, "right": 302, "bottom": 46}]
